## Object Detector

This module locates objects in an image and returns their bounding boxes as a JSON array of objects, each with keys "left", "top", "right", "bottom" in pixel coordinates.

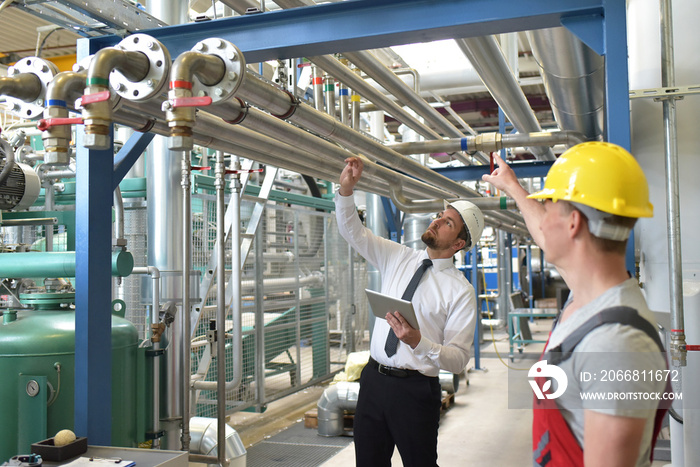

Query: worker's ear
[{"left": 452, "top": 238, "right": 466, "bottom": 252}]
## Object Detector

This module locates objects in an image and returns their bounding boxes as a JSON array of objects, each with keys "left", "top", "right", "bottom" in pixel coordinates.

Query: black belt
[{"left": 367, "top": 356, "right": 424, "bottom": 378}]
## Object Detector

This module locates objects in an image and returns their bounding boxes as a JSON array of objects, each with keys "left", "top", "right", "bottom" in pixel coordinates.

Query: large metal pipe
[
  {"left": 660, "top": 0, "right": 686, "bottom": 368},
  {"left": 456, "top": 36, "right": 555, "bottom": 160},
  {"left": 343, "top": 50, "right": 464, "bottom": 140},
  {"left": 526, "top": 27, "right": 604, "bottom": 141},
  {"left": 236, "top": 71, "right": 484, "bottom": 199},
  {"left": 0, "top": 73, "right": 43, "bottom": 103}
]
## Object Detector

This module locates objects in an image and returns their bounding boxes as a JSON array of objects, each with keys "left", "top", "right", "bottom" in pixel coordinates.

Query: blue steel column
[
  {"left": 601, "top": 0, "right": 634, "bottom": 273},
  {"left": 74, "top": 33, "right": 114, "bottom": 444},
  {"left": 470, "top": 247, "right": 481, "bottom": 370}
]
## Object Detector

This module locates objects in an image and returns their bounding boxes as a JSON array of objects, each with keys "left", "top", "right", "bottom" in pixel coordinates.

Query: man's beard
[{"left": 421, "top": 230, "right": 437, "bottom": 249}]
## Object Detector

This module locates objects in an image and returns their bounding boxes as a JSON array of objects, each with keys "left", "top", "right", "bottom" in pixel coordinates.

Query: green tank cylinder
[{"left": 0, "top": 304, "right": 140, "bottom": 461}]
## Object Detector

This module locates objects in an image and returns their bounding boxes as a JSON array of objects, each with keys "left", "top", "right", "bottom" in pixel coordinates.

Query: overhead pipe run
[
  {"left": 387, "top": 130, "right": 586, "bottom": 156},
  {"left": 526, "top": 27, "right": 605, "bottom": 141},
  {"left": 456, "top": 36, "right": 556, "bottom": 161}
]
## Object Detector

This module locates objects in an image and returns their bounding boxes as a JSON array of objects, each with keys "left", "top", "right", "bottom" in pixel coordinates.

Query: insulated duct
[
  {"left": 317, "top": 382, "right": 360, "bottom": 437},
  {"left": 526, "top": 27, "right": 605, "bottom": 141},
  {"left": 189, "top": 417, "right": 247, "bottom": 467}
]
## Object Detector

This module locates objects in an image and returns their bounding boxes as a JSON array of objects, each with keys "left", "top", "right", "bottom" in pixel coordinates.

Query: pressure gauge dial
[{"left": 26, "top": 379, "right": 40, "bottom": 397}]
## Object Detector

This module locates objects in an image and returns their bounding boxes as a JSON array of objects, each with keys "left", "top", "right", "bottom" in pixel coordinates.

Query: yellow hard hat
[{"left": 527, "top": 142, "right": 653, "bottom": 218}]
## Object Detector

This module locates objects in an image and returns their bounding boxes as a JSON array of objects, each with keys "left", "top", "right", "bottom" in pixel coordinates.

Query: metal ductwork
[
  {"left": 317, "top": 382, "right": 360, "bottom": 437},
  {"left": 526, "top": 27, "right": 605, "bottom": 141},
  {"left": 189, "top": 417, "right": 247, "bottom": 467},
  {"left": 456, "top": 36, "right": 555, "bottom": 161}
]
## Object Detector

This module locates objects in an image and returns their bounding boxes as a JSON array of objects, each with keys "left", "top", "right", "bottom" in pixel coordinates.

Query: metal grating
[
  {"left": 246, "top": 422, "right": 353, "bottom": 467},
  {"left": 117, "top": 202, "right": 149, "bottom": 340},
  {"left": 190, "top": 194, "right": 370, "bottom": 419}
]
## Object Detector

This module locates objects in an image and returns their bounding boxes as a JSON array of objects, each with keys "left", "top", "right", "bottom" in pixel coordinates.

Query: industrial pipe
[
  {"left": 660, "top": 0, "right": 686, "bottom": 368},
  {"left": 41, "top": 70, "right": 86, "bottom": 165},
  {"left": 317, "top": 382, "right": 360, "bottom": 437},
  {"left": 82, "top": 34, "right": 170, "bottom": 150},
  {"left": 0, "top": 251, "right": 134, "bottom": 278},
  {"left": 189, "top": 417, "right": 246, "bottom": 467},
  {"left": 82, "top": 46, "right": 150, "bottom": 149},
  {"left": 456, "top": 36, "right": 555, "bottom": 160},
  {"left": 387, "top": 130, "right": 586, "bottom": 156},
  {"left": 0, "top": 73, "right": 43, "bottom": 105},
  {"left": 180, "top": 152, "right": 192, "bottom": 451},
  {"left": 131, "top": 266, "right": 163, "bottom": 448},
  {"left": 526, "top": 27, "right": 605, "bottom": 140}
]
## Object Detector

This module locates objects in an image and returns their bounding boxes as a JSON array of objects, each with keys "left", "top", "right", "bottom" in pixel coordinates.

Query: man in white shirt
[{"left": 336, "top": 156, "right": 484, "bottom": 467}]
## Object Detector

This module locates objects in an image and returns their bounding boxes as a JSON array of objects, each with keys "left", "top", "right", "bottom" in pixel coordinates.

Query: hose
[{"left": 0, "top": 136, "right": 16, "bottom": 186}]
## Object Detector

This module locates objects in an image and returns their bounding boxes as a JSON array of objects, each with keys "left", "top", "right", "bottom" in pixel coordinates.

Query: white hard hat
[{"left": 444, "top": 199, "right": 484, "bottom": 250}]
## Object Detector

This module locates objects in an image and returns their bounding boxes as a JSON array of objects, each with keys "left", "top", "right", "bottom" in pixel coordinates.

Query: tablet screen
[{"left": 365, "top": 289, "right": 420, "bottom": 330}]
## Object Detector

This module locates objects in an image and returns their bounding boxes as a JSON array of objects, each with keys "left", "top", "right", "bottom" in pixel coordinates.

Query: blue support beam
[
  {"left": 113, "top": 131, "right": 156, "bottom": 189},
  {"left": 434, "top": 160, "right": 554, "bottom": 182},
  {"left": 88, "top": 0, "right": 605, "bottom": 63},
  {"left": 74, "top": 125, "right": 114, "bottom": 445}
]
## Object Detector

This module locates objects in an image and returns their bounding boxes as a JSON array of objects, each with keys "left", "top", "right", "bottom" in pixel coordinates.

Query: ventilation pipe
[
  {"left": 317, "top": 382, "right": 360, "bottom": 437},
  {"left": 189, "top": 417, "right": 246, "bottom": 467},
  {"left": 456, "top": 36, "right": 555, "bottom": 160},
  {"left": 526, "top": 27, "right": 605, "bottom": 141}
]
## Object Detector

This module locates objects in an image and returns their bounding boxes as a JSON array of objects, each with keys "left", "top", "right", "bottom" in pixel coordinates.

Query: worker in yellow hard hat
[{"left": 483, "top": 142, "right": 670, "bottom": 467}]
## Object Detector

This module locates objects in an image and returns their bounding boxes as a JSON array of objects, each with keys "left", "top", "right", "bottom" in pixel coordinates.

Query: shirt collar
[{"left": 421, "top": 252, "right": 453, "bottom": 272}]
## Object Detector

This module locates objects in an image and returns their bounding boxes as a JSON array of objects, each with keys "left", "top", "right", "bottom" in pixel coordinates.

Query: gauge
[{"left": 26, "top": 379, "right": 40, "bottom": 397}]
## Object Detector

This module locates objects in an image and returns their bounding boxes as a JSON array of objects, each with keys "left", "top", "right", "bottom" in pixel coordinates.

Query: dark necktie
[{"left": 384, "top": 258, "right": 433, "bottom": 357}]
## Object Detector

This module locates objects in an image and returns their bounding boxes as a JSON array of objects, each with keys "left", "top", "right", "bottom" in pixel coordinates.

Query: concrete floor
[{"left": 216, "top": 319, "right": 670, "bottom": 466}]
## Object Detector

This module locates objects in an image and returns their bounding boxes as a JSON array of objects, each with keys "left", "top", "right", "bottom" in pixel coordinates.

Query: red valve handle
[
  {"left": 37, "top": 117, "right": 84, "bottom": 131},
  {"left": 80, "top": 90, "right": 112, "bottom": 106},
  {"left": 171, "top": 96, "right": 213, "bottom": 108}
]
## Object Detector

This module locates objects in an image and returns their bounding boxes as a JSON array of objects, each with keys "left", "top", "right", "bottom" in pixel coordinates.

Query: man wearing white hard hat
[{"left": 336, "top": 156, "right": 483, "bottom": 467}]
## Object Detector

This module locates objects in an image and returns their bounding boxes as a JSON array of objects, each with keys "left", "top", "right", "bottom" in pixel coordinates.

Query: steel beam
[{"left": 87, "top": 0, "right": 605, "bottom": 63}]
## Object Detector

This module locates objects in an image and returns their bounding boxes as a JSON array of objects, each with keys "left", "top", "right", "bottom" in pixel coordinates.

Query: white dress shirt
[{"left": 336, "top": 192, "right": 477, "bottom": 377}]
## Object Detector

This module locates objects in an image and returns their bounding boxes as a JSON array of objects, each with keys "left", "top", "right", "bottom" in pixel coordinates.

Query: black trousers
[{"left": 353, "top": 362, "right": 442, "bottom": 467}]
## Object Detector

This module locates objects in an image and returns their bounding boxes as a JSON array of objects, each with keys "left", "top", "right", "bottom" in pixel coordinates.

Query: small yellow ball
[{"left": 54, "top": 429, "right": 76, "bottom": 447}]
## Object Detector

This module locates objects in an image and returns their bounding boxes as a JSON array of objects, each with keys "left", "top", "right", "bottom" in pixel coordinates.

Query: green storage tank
[{"left": 0, "top": 292, "right": 140, "bottom": 461}]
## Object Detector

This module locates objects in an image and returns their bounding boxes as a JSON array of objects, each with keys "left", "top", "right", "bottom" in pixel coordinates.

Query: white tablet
[{"left": 365, "top": 289, "right": 420, "bottom": 330}]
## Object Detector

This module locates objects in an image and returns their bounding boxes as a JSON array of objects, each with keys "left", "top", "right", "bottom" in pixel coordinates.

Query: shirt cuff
[
  {"left": 412, "top": 335, "right": 433, "bottom": 357},
  {"left": 335, "top": 191, "right": 355, "bottom": 204}
]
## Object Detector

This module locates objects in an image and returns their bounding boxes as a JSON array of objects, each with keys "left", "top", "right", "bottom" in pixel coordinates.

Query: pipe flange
[
  {"left": 190, "top": 38, "right": 245, "bottom": 104},
  {"left": 110, "top": 34, "right": 171, "bottom": 102},
  {"left": 5, "top": 57, "right": 58, "bottom": 120}
]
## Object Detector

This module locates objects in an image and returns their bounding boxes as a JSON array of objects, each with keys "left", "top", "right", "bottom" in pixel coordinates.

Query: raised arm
[
  {"left": 338, "top": 157, "right": 364, "bottom": 196},
  {"left": 482, "top": 154, "right": 547, "bottom": 249}
]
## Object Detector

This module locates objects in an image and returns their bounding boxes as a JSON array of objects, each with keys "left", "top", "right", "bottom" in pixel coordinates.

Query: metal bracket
[{"left": 629, "top": 84, "right": 700, "bottom": 100}]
